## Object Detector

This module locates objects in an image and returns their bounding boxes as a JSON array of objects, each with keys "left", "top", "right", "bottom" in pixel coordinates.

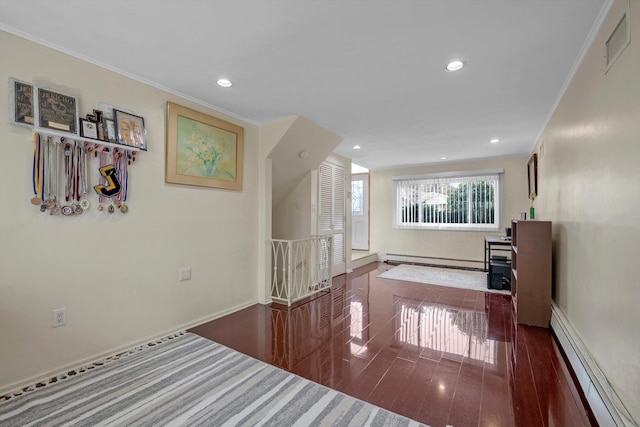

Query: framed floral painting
[{"left": 165, "top": 102, "right": 244, "bottom": 190}]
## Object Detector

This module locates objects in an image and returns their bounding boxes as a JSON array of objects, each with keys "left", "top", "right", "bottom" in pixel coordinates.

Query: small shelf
[
  {"left": 512, "top": 245, "right": 518, "bottom": 254},
  {"left": 33, "top": 128, "right": 142, "bottom": 152},
  {"left": 512, "top": 268, "right": 518, "bottom": 281}
]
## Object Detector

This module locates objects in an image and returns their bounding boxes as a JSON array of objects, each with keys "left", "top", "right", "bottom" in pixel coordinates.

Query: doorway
[{"left": 351, "top": 173, "right": 369, "bottom": 251}]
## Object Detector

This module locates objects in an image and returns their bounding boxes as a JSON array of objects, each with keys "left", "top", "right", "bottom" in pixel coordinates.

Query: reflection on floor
[{"left": 189, "top": 262, "right": 596, "bottom": 427}]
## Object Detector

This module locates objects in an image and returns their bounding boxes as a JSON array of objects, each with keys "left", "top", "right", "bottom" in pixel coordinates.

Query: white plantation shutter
[
  {"left": 333, "top": 232, "right": 344, "bottom": 266},
  {"left": 318, "top": 161, "right": 346, "bottom": 274},
  {"left": 332, "top": 165, "right": 346, "bottom": 266},
  {"left": 333, "top": 166, "right": 345, "bottom": 230},
  {"left": 319, "top": 163, "right": 333, "bottom": 233}
]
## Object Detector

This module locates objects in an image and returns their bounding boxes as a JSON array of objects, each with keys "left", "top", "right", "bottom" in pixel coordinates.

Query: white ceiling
[{"left": 0, "top": 0, "right": 607, "bottom": 170}]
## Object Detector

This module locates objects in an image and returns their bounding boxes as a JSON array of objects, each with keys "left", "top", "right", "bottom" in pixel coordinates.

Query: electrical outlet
[
  {"left": 179, "top": 267, "right": 192, "bottom": 282},
  {"left": 52, "top": 308, "right": 66, "bottom": 327}
]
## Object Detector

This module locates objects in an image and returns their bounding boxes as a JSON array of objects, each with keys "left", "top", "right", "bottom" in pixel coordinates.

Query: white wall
[
  {"left": 370, "top": 156, "right": 529, "bottom": 268},
  {"left": 273, "top": 172, "right": 312, "bottom": 240},
  {"left": 0, "top": 31, "right": 260, "bottom": 391},
  {"left": 534, "top": 0, "right": 640, "bottom": 421}
]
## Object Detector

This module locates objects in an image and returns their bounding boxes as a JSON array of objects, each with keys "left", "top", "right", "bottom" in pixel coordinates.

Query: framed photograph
[
  {"left": 114, "top": 109, "right": 147, "bottom": 150},
  {"left": 36, "top": 87, "right": 78, "bottom": 134},
  {"left": 104, "top": 119, "right": 116, "bottom": 143},
  {"left": 165, "top": 101, "right": 243, "bottom": 190},
  {"left": 9, "top": 78, "right": 34, "bottom": 126},
  {"left": 80, "top": 119, "right": 99, "bottom": 139},
  {"left": 527, "top": 153, "right": 538, "bottom": 198}
]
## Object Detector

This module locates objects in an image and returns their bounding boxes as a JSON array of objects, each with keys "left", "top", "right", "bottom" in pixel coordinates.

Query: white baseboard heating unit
[
  {"left": 384, "top": 252, "right": 483, "bottom": 271},
  {"left": 551, "top": 303, "right": 637, "bottom": 427}
]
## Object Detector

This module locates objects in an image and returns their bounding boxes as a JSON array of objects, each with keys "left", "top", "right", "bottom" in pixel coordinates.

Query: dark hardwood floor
[{"left": 189, "top": 262, "right": 596, "bottom": 427}]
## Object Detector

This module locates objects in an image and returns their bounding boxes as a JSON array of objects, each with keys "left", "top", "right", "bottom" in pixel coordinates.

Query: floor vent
[{"left": 605, "top": 4, "right": 630, "bottom": 72}]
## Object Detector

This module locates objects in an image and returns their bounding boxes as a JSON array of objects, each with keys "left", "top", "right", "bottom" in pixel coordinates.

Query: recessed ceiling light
[
  {"left": 353, "top": 145, "right": 361, "bottom": 150},
  {"left": 490, "top": 138, "right": 500, "bottom": 144},
  {"left": 445, "top": 60, "right": 465, "bottom": 72},
  {"left": 216, "top": 78, "right": 233, "bottom": 88},
  {"left": 440, "top": 156, "right": 448, "bottom": 160}
]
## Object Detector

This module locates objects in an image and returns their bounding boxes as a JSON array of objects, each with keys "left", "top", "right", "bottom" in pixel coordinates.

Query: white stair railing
[{"left": 270, "top": 236, "right": 332, "bottom": 306}]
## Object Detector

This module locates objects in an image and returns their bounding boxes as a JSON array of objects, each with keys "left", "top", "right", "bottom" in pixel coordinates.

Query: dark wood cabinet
[{"left": 510, "top": 220, "right": 552, "bottom": 328}]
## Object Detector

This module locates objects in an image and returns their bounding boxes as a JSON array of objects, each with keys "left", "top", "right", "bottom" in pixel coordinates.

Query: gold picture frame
[{"left": 165, "top": 102, "right": 244, "bottom": 190}]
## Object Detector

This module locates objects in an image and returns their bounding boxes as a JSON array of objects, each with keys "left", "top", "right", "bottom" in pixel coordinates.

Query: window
[
  {"left": 393, "top": 169, "right": 503, "bottom": 230},
  {"left": 351, "top": 179, "right": 364, "bottom": 215}
]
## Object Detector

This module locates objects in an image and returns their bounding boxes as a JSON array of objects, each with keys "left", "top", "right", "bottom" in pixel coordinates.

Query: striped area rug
[{"left": 0, "top": 333, "right": 427, "bottom": 426}]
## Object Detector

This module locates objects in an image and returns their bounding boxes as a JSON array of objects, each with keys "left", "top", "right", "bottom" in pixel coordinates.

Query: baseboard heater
[
  {"left": 384, "top": 253, "right": 483, "bottom": 272},
  {"left": 551, "top": 303, "right": 636, "bottom": 426}
]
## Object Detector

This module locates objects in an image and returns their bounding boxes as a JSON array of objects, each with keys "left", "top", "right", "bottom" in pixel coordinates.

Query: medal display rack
[
  {"left": 13, "top": 80, "right": 146, "bottom": 217},
  {"left": 30, "top": 128, "right": 139, "bottom": 217},
  {"left": 33, "top": 128, "right": 143, "bottom": 153}
]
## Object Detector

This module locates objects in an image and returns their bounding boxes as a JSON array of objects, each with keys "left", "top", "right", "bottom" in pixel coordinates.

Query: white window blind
[{"left": 393, "top": 170, "right": 502, "bottom": 230}]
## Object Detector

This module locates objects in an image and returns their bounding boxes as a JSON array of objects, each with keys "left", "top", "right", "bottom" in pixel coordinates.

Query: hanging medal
[
  {"left": 119, "top": 151, "right": 130, "bottom": 213},
  {"left": 62, "top": 142, "right": 74, "bottom": 214},
  {"left": 49, "top": 138, "right": 62, "bottom": 215},
  {"left": 79, "top": 143, "right": 90, "bottom": 210},
  {"left": 72, "top": 142, "right": 83, "bottom": 214},
  {"left": 46, "top": 136, "right": 59, "bottom": 211},
  {"left": 62, "top": 143, "right": 74, "bottom": 216},
  {"left": 31, "top": 133, "right": 43, "bottom": 206},
  {"left": 41, "top": 135, "right": 49, "bottom": 209},
  {"left": 113, "top": 149, "right": 121, "bottom": 209},
  {"left": 96, "top": 147, "right": 109, "bottom": 212},
  {"left": 38, "top": 135, "right": 48, "bottom": 212}
]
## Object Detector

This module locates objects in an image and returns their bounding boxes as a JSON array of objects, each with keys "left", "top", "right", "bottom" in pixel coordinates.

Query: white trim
[
  {"left": 0, "top": 24, "right": 258, "bottom": 127},
  {"left": 532, "top": 0, "right": 616, "bottom": 151},
  {"left": 392, "top": 168, "right": 504, "bottom": 181},
  {"left": 551, "top": 303, "right": 637, "bottom": 427}
]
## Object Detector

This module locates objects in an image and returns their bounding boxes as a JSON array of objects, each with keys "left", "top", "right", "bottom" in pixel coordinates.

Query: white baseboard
[
  {"left": 350, "top": 253, "right": 377, "bottom": 270},
  {"left": 551, "top": 303, "right": 636, "bottom": 427},
  {"left": 0, "top": 299, "right": 258, "bottom": 397}
]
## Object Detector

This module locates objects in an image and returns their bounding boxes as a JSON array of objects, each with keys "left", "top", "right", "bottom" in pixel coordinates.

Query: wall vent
[{"left": 605, "top": 7, "right": 630, "bottom": 73}]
